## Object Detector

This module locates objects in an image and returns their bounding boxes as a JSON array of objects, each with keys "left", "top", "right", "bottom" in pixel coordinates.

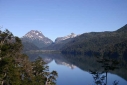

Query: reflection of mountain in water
[
  {"left": 26, "top": 53, "right": 76, "bottom": 69},
  {"left": 55, "top": 60, "right": 76, "bottom": 69},
  {"left": 26, "top": 53, "right": 127, "bottom": 81},
  {"left": 43, "top": 58, "right": 53, "bottom": 64},
  {"left": 62, "top": 54, "right": 127, "bottom": 81}
]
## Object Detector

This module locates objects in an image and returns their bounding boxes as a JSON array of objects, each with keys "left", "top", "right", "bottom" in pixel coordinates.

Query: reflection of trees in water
[
  {"left": 61, "top": 54, "right": 127, "bottom": 81},
  {"left": 89, "top": 56, "right": 119, "bottom": 85},
  {"left": 89, "top": 70, "right": 119, "bottom": 85},
  {"left": 26, "top": 53, "right": 127, "bottom": 82}
]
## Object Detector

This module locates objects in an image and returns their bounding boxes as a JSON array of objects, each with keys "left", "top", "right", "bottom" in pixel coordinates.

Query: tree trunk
[
  {"left": 45, "top": 77, "right": 48, "bottom": 85},
  {"left": 1, "top": 80, "right": 4, "bottom": 85},
  {"left": 106, "top": 72, "right": 107, "bottom": 85}
]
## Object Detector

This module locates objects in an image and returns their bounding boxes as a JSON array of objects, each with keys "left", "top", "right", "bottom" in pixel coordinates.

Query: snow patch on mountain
[
  {"left": 21, "top": 30, "right": 53, "bottom": 48},
  {"left": 55, "top": 33, "right": 77, "bottom": 43},
  {"left": 23, "top": 30, "right": 45, "bottom": 40}
]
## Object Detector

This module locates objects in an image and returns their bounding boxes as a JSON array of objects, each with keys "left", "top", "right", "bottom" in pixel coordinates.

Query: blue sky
[{"left": 0, "top": 0, "right": 127, "bottom": 41}]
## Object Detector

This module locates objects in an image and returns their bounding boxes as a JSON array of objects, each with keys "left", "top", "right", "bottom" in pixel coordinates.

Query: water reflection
[
  {"left": 27, "top": 53, "right": 76, "bottom": 69},
  {"left": 89, "top": 56, "right": 120, "bottom": 85},
  {"left": 26, "top": 53, "right": 127, "bottom": 85}
]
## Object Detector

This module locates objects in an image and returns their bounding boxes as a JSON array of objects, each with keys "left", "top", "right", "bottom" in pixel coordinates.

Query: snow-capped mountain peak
[
  {"left": 23, "top": 30, "right": 45, "bottom": 40},
  {"left": 55, "top": 33, "right": 77, "bottom": 43},
  {"left": 22, "top": 30, "right": 53, "bottom": 48}
]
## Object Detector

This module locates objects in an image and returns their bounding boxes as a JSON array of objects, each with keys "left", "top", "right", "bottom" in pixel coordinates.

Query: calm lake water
[{"left": 27, "top": 53, "right": 127, "bottom": 85}]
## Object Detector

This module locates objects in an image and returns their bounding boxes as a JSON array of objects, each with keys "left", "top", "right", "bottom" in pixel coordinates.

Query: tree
[
  {"left": 32, "top": 57, "right": 58, "bottom": 85},
  {"left": 0, "top": 29, "right": 22, "bottom": 85},
  {"left": 0, "top": 29, "right": 58, "bottom": 85},
  {"left": 89, "top": 56, "right": 119, "bottom": 85}
]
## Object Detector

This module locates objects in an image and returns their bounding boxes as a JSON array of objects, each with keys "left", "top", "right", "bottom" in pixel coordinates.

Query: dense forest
[
  {"left": 61, "top": 24, "right": 127, "bottom": 57},
  {"left": 0, "top": 29, "right": 57, "bottom": 85},
  {"left": 42, "top": 37, "right": 74, "bottom": 50},
  {"left": 22, "top": 41, "right": 40, "bottom": 52}
]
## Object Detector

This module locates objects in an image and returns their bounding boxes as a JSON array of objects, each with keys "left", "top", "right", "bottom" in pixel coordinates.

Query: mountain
[
  {"left": 116, "top": 24, "right": 127, "bottom": 32},
  {"left": 41, "top": 33, "right": 78, "bottom": 50},
  {"left": 22, "top": 41, "right": 40, "bottom": 52},
  {"left": 55, "top": 33, "right": 77, "bottom": 43},
  {"left": 21, "top": 30, "right": 53, "bottom": 48},
  {"left": 61, "top": 24, "right": 127, "bottom": 56}
]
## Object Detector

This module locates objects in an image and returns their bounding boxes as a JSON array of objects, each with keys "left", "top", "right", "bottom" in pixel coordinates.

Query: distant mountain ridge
[
  {"left": 21, "top": 31, "right": 79, "bottom": 51},
  {"left": 21, "top": 30, "right": 53, "bottom": 49},
  {"left": 41, "top": 33, "right": 78, "bottom": 50},
  {"left": 61, "top": 24, "right": 127, "bottom": 56},
  {"left": 55, "top": 33, "right": 77, "bottom": 43},
  {"left": 21, "top": 24, "right": 127, "bottom": 55},
  {"left": 116, "top": 24, "right": 127, "bottom": 32}
]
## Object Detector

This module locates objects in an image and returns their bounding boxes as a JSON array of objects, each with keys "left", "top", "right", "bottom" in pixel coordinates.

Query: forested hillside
[
  {"left": 61, "top": 24, "right": 127, "bottom": 57},
  {"left": 22, "top": 41, "right": 40, "bottom": 52},
  {"left": 0, "top": 29, "right": 57, "bottom": 85},
  {"left": 103, "top": 39, "right": 127, "bottom": 59},
  {"left": 42, "top": 37, "right": 75, "bottom": 50}
]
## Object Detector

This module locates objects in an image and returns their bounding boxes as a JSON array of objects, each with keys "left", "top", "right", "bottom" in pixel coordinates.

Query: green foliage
[
  {"left": 32, "top": 57, "right": 58, "bottom": 85},
  {"left": 61, "top": 24, "right": 127, "bottom": 57},
  {"left": 0, "top": 29, "right": 58, "bottom": 85}
]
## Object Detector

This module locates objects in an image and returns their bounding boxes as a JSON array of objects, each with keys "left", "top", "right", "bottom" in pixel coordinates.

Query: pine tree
[{"left": 0, "top": 29, "right": 58, "bottom": 85}]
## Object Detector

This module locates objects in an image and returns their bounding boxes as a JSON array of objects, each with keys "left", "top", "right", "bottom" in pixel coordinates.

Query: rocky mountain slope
[
  {"left": 41, "top": 33, "right": 78, "bottom": 50},
  {"left": 55, "top": 33, "right": 77, "bottom": 43},
  {"left": 21, "top": 30, "right": 53, "bottom": 48}
]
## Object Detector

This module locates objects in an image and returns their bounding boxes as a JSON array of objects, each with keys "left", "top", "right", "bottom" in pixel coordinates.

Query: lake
[{"left": 27, "top": 53, "right": 127, "bottom": 85}]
